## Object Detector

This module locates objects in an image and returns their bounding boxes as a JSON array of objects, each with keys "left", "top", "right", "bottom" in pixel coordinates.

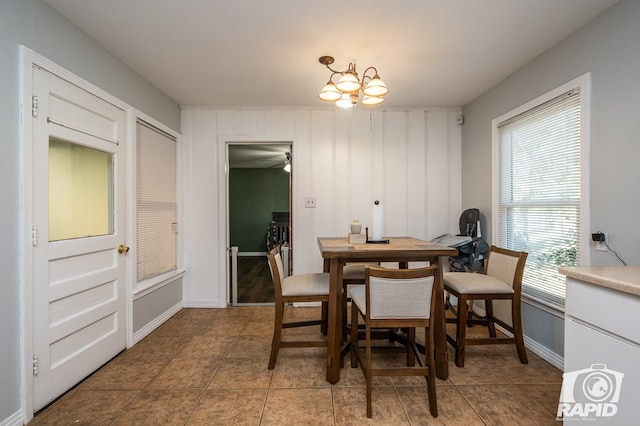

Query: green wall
[{"left": 229, "top": 168, "right": 289, "bottom": 252}]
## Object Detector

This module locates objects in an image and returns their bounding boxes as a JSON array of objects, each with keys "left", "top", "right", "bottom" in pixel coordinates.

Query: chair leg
[
  {"left": 512, "top": 299, "right": 529, "bottom": 364},
  {"left": 365, "top": 324, "right": 373, "bottom": 418},
  {"left": 485, "top": 299, "right": 497, "bottom": 338},
  {"left": 407, "top": 327, "right": 416, "bottom": 367},
  {"left": 342, "top": 283, "right": 348, "bottom": 332},
  {"left": 320, "top": 301, "right": 328, "bottom": 335},
  {"left": 455, "top": 294, "right": 468, "bottom": 367},
  {"left": 350, "top": 303, "right": 359, "bottom": 368},
  {"left": 425, "top": 325, "right": 438, "bottom": 417},
  {"left": 268, "top": 302, "right": 285, "bottom": 370}
]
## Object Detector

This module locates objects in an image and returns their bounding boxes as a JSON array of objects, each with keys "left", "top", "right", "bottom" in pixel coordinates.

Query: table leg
[
  {"left": 326, "top": 258, "right": 343, "bottom": 384},
  {"left": 433, "top": 256, "right": 449, "bottom": 380}
]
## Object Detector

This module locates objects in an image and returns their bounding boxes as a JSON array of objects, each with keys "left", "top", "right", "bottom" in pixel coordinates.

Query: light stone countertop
[{"left": 559, "top": 266, "right": 640, "bottom": 297}]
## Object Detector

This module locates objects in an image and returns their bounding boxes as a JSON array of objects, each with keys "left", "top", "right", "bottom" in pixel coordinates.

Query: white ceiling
[{"left": 45, "top": 0, "right": 617, "bottom": 108}]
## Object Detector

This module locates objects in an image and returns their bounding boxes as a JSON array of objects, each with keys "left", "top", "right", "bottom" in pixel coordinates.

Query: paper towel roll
[{"left": 371, "top": 200, "right": 383, "bottom": 241}]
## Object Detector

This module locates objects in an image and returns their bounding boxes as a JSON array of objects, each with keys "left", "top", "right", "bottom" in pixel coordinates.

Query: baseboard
[
  {"left": 182, "top": 300, "right": 228, "bottom": 308},
  {"left": 522, "top": 334, "right": 564, "bottom": 370},
  {"left": 467, "top": 305, "right": 564, "bottom": 371},
  {"left": 0, "top": 410, "right": 23, "bottom": 426},
  {"left": 132, "top": 301, "right": 183, "bottom": 345}
]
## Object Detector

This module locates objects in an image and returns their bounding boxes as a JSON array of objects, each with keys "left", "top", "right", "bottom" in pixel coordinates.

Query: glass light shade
[
  {"left": 335, "top": 93, "right": 355, "bottom": 109},
  {"left": 335, "top": 72, "right": 361, "bottom": 92},
  {"left": 318, "top": 82, "right": 341, "bottom": 101},
  {"left": 361, "top": 95, "right": 384, "bottom": 106},
  {"left": 363, "top": 75, "right": 389, "bottom": 97}
]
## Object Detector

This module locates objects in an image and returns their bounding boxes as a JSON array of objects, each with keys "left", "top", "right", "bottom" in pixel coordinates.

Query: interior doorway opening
[{"left": 227, "top": 143, "right": 292, "bottom": 305}]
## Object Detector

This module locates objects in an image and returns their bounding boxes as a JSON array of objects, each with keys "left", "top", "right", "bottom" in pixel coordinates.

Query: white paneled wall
[{"left": 181, "top": 107, "right": 462, "bottom": 307}]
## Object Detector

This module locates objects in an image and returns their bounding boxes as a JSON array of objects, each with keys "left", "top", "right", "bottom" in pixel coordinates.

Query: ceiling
[{"left": 44, "top": 0, "right": 617, "bottom": 109}]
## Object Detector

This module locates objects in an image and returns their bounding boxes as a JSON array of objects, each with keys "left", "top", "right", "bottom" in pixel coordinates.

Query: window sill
[{"left": 134, "top": 269, "right": 185, "bottom": 300}]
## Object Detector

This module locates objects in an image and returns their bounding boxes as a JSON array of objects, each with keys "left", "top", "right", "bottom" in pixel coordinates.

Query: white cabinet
[{"left": 561, "top": 270, "right": 640, "bottom": 424}]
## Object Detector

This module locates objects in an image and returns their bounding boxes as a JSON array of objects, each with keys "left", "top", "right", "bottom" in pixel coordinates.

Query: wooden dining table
[{"left": 317, "top": 236, "right": 457, "bottom": 384}]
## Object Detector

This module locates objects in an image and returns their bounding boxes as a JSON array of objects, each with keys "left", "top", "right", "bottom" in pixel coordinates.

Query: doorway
[{"left": 227, "top": 143, "right": 292, "bottom": 305}]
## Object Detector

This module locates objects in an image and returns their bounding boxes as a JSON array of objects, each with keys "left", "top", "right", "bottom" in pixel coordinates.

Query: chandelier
[{"left": 317, "top": 56, "right": 389, "bottom": 108}]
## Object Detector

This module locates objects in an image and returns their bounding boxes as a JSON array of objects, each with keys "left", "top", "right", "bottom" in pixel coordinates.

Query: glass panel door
[{"left": 48, "top": 138, "right": 114, "bottom": 241}]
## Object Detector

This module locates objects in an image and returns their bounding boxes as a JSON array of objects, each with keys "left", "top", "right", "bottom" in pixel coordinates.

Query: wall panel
[
  {"left": 383, "top": 111, "right": 409, "bottom": 236},
  {"left": 182, "top": 106, "right": 461, "bottom": 305}
]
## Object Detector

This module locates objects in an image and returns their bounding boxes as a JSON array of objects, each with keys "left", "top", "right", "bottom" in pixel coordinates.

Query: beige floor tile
[
  {"left": 196, "top": 317, "right": 249, "bottom": 336},
  {"left": 79, "top": 357, "right": 168, "bottom": 390},
  {"left": 175, "top": 335, "right": 237, "bottom": 358},
  {"left": 270, "top": 354, "right": 331, "bottom": 388},
  {"left": 208, "top": 356, "right": 272, "bottom": 389},
  {"left": 151, "top": 317, "right": 212, "bottom": 338},
  {"left": 240, "top": 317, "right": 277, "bottom": 336},
  {"left": 447, "top": 345, "right": 563, "bottom": 386},
  {"left": 262, "top": 387, "right": 334, "bottom": 425},
  {"left": 119, "top": 334, "right": 191, "bottom": 361},
  {"left": 396, "top": 385, "right": 484, "bottom": 425},
  {"left": 147, "top": 356, "right": 224, "bottom": 389},
  {"left": 458, "top": 383, "right": 562, "bottom": 425},
  {"left": 30, "top": 390, "right": 138, "bottom": 425},
  {"left": 333, "top": 386, "right": 410, "bottom": 425},
  {"left": 111, "top": 389, "right": 203, "bottom": 425},
  {"left": 225, "top": 335, "right": 273, "bottom": 360},
  {"left": 186, "top": 388, "right": 267, "bottom": 425}
]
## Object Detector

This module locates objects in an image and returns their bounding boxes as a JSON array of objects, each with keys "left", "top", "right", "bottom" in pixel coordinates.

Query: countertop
[{"left": 559, "top": 266, "right": 640, "bottom": 297}]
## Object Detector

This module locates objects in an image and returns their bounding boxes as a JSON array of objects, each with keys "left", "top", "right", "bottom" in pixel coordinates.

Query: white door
[{"left": 31, "top": 66, "right": 127, "bottom": 410}]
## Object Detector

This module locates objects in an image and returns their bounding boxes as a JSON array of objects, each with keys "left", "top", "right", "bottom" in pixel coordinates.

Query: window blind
[
  {"left": 136, "top": 120, "right": 177, "bottom": 282},
  {"left": 496, "top": 90, "right": 582, "bottom": 307}
]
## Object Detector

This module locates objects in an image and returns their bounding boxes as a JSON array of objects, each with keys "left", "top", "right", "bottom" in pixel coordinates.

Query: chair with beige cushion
[
  {"left": 341, "top": 263, "right": 379, "bottom": 335},
  {"left": 350, "top": 266, "right": 438, "bottom": 418},
  {"left": 267, "top": 246, "right": 330, "bottom": 370},
  {"left": 443, "top": 245, "right": 528, "bottom": 367}
]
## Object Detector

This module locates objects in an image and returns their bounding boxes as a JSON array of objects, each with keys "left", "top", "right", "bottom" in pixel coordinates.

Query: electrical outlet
[
  {"left": 596, "top": 232, "right": 608, "bottom": 252},
  {"left": 304, "top": 197, "right": 316, "bottom": 208}
]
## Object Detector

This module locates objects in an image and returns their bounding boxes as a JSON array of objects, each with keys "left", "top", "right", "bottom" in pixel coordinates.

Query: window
[
  {"left": 49, "top": 138, "right": 113, "bottom": 241},
  {"left": 492, "top": 75, "right": 590, "bottom": 308},
  {"left": 136, "top": 119, "right": 177, "bottom": 282}
]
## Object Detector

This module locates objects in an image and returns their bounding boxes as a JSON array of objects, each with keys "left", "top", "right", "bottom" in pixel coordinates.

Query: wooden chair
[
  {"left": 443, "top": 245, "right": 528, "bottom": 367},
  {"left": 341, "top": 263, "right": 378, "bottom": 334},
  {"left": 267, "top": 247, "right": 330, "bottom": 370},
  {"left": 350, "top": 266, "right": 438, "bottom": 418}
]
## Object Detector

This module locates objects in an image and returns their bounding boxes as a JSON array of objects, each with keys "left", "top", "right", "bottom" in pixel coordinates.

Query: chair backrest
[
  {"left": 267, "top": 247, "right": 285, "bottom": 301},
  {"left": 365, "top": 266, "right": 436, "bottom": 319},
  {"left": 485, "top": 246, "right": 528, "bottom": 292}
]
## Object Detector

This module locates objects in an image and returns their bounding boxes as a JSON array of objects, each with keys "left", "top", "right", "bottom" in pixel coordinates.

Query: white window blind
[
  {"left": 496, "top": 89, "right": 582, "bottom": 307},
  {"left": 136, "top": 120, "right": 177, "bottom": 282}
]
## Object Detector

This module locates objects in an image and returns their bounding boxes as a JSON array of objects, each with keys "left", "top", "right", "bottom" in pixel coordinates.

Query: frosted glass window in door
[{"left": 49, "top": 138, "right": 114, "bottom": 241}]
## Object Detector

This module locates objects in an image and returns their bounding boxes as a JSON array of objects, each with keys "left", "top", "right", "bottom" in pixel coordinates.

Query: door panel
[{"left": 31, "top": 67, "right": 127, "bottom": 410}]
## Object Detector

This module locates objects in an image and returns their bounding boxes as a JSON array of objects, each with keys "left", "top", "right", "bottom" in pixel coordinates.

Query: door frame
[
  {"left": 19, "top": 46, "right": 133, "bottom": 422},
  {"left": 218, "top": 136, "right": 294, "bottom": 306}
]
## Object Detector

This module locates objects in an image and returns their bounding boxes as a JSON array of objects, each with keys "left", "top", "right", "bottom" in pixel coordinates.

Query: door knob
[{"left": 118, "top": 245, "right": 130, "bottom": 254}]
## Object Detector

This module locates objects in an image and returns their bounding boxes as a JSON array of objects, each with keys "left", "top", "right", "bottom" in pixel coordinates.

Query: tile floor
[{"left": 30, "top": 306, "right": 563, "bottom": 425}]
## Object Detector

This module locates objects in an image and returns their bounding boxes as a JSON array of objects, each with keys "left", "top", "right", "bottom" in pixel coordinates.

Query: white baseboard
[
  {"left": 132, "top": 301, "right": 183, "bottom": 345},
  {"left": 523, "top": 334, "right": 564, "bottom": 370},
  {"left": 466, "top": 305, "right": 564, "bottom": 371},
  {"left": 0, "top": 410, "right": 23, "bottom": 426},
  {"left": 182, "top": 300, "right": 228, "bottom": 308}
]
